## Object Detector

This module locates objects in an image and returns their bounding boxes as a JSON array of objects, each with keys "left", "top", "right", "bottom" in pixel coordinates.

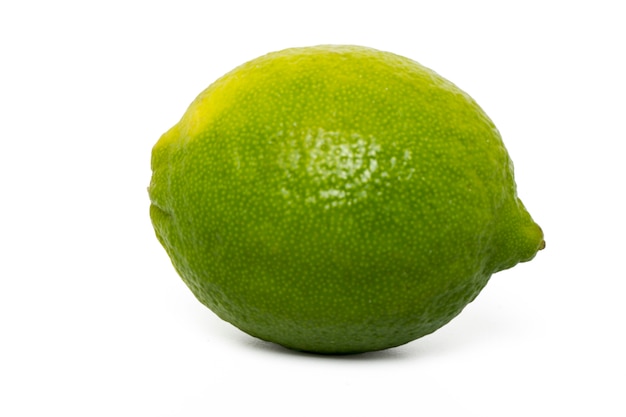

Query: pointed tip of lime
[
  {"left": 536, "top": 223, "right": 546, "bottom": 251},
  {"left": 519, "top": 219, "right": 545, "bottom": 264},
  {"left": 489, "top": 199, "right": 544, "bottom": 273}
]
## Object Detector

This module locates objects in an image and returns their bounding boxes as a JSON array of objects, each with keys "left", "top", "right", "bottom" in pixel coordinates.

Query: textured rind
[{"left": 149, "top": 45, "right": 543, "bottom": 353}]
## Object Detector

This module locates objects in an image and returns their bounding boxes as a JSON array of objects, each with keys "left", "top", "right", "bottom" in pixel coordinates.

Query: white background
[{"left": 2, "top": 1, "right": 624, "bottom": 416}]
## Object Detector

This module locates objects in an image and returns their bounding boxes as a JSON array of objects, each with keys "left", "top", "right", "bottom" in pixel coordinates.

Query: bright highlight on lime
[{"left": 149, "top": 45, "right": 544, "bottom": 354}]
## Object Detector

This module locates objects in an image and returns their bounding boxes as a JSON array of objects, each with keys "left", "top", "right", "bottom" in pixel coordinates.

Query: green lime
[{"left": 148, "top": 45, "right": 544, "bottom": 354}]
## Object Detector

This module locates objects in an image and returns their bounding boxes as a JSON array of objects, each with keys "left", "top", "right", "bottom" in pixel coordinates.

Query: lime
[{"left": 148, "top": 45, "right": 544, "bottom": 354}]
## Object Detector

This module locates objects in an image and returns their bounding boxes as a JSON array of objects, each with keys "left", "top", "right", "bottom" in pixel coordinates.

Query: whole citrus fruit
[{"left": 149, "top": 45, "right": 544, "bottom": 354}]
